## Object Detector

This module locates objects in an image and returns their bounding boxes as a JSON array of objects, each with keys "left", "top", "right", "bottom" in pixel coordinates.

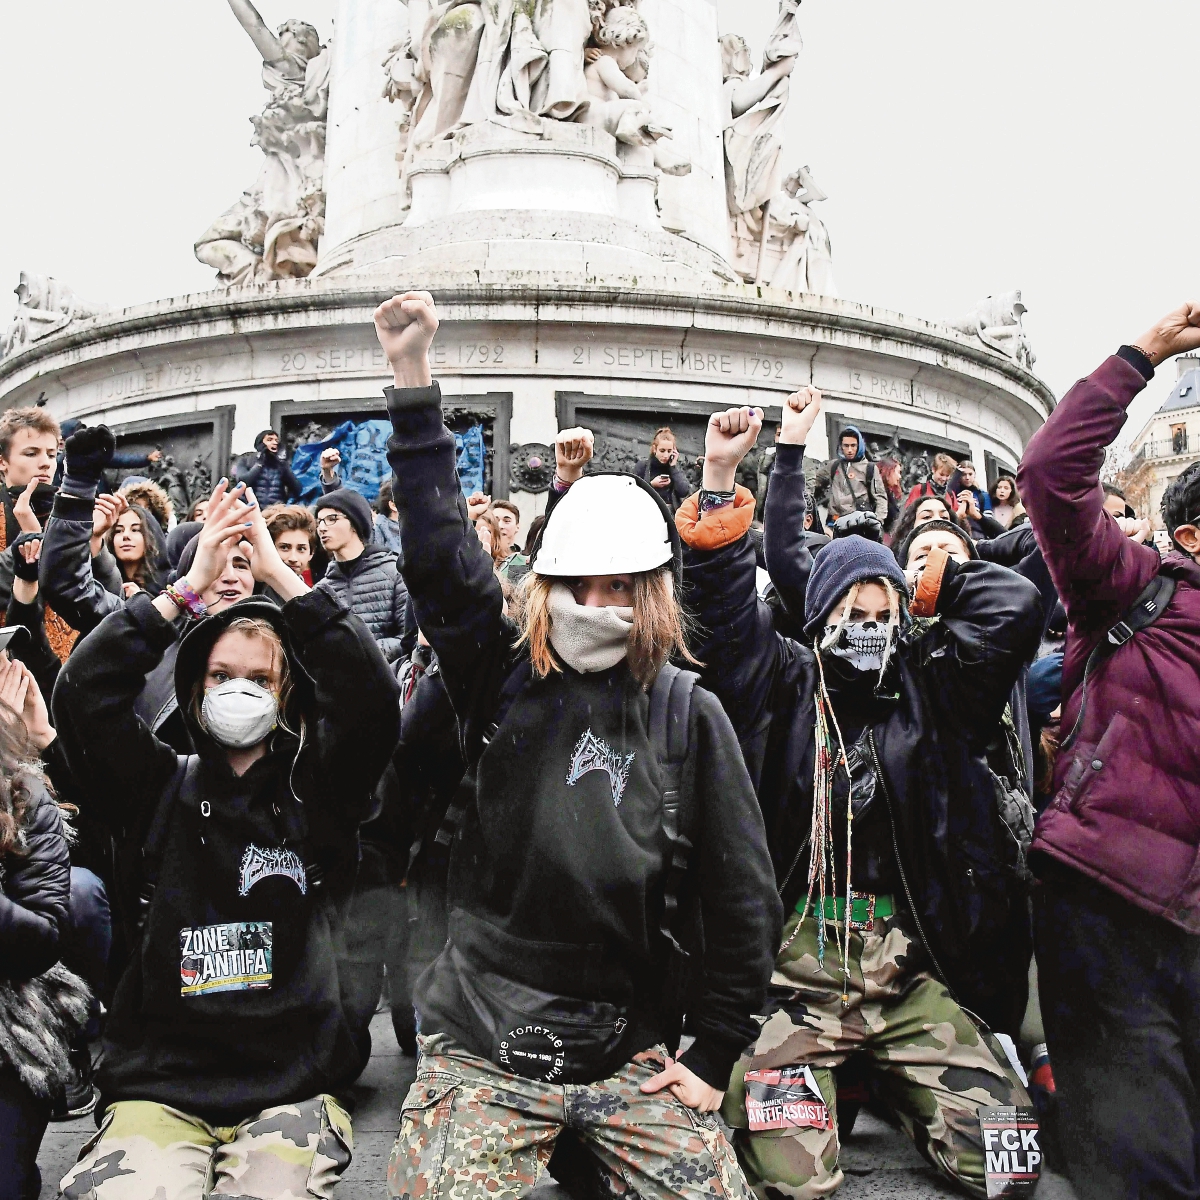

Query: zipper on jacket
[
  {"left": 778, "top": 831, "right": 812, "bottom": 900},
  {"left": 867, "top": 730, "right": 957, "bottom": 1003}
]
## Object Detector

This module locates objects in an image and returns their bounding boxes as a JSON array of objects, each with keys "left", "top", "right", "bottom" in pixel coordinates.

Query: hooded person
[
  {"left": 676, "top": 388, "right": 1044, "bottom": 1200},
  {"left": 814, "top": 424, "right": 889, "bottom": 527},
  {"left": 52, "top": 480, "right": 400, "bottom": 1200},
  {"left": 374, "top": 290, "right": 781, "bottom": 1200},
  {"left": 105, "top": 501, "right": 171, "bottom": 597},
  {"left": 241, "top": 429, "right": 302, "bottom": 507}
]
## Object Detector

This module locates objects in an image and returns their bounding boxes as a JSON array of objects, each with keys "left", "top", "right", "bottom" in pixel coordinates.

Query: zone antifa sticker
[
  {"left": 744, "top": 1066, "right": 832, "bottom": 1131},
  {"left": 979, "top": 1106, "right": 1041, "bottom": 1197},
  {"left": 180, "top": 921, "right": 272, "bottom": 997}
]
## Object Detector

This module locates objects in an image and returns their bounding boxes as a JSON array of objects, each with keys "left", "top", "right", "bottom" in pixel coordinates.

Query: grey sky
[{"left": 3, "top": 1, "right": 1197, "bottom": 442}]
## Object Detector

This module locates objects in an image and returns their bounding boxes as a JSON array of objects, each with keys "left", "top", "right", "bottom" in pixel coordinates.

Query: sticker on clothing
[
  {"left": 744, "top": 1066, "right": 832, "bottom": 1132},
  {"left": 180, "top": 921, "right": 273, "bottom": 996},
  {"left": 979, "top": 1106, "right": 1041, "bottom": 1197}
]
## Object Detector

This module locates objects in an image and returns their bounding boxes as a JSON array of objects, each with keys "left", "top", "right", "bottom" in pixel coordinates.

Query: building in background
[{"left": 1121, "top": 355, "right": 1200, "bottom": 524}]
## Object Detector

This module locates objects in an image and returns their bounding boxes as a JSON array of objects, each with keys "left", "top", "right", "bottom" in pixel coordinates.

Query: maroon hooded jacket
[{"left": 1019, "top": 352, "right": 1200, "bottom": 931}]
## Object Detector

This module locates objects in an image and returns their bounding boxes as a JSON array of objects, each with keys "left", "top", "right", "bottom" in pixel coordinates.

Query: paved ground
[{"left": 38, "top": 1013, "right": 1078, "bottom": 1198}]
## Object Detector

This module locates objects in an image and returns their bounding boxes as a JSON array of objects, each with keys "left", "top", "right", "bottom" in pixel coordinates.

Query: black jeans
[
  {"left": 0, "top": 1070, "right": 50, "bottom": 1200},
  {"left": 1034, "top": 864, "right": 1200, "bottom": 1199}
]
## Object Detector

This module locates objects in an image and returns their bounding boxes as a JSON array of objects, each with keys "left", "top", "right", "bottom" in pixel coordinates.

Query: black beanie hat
[
  {"left": 803, "top": 534, "right": 909, "bottom": 637},
  {"left": 254, "top": 429, "right": 278, "bottom": 452},
  {"left": 895, "top": 518, "right": 976, "bottom": 570},
  {"left": 316, "top": 488, "right": 373, "bottom": 542}
]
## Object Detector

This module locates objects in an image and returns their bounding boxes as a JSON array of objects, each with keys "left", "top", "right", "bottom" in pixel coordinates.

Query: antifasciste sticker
[
  {"left": 180, "top": 921, "right": 272, "bottom": 997},
  {"left": 744, "top": 1066, "right": 832, "bottom": 1131}
]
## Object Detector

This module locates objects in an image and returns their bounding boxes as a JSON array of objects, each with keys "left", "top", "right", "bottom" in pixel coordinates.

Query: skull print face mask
[{"left": 821, "top": 621, "right": 897, "bottom": 675}]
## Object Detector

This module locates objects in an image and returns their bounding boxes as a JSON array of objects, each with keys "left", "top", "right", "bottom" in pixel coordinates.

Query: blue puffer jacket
[{"left": 315, "top": 545, "right": 409, "bottom": 662}]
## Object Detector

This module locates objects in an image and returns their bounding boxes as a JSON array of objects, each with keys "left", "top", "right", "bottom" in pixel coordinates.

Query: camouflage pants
[
  {"left": 387, "top": 1032, "right": 753, "bottom": 1200},
  {"left": 59, "top": 1094, "right": 352, "bottom": 1200},
  {"left": 721, "top": 911, "right": 1029, "bottom": 1200}
]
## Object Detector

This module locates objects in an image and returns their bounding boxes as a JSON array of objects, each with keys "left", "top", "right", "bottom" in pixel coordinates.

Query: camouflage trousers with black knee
[
  {"left": 59, "top": 1094, "right": 352, "bottom": 1199},
  {"left": 721, "top": 910, "right": 1028, "bottom": 1200},
  {"left": 387, "top": 1032, "right": 753, "bottom": 1200}
]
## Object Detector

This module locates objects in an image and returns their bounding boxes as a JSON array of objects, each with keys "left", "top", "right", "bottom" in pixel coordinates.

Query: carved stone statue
[
  {"left": 195, "top": 0, "right": 331, "bottom": 285},
  {"left": 720, "top": 0, "right": 835, "bottom": 290},
  {"left": 948, "top": 290, "right": 1036, "bottom": 370},
  {"left": 385, "top": 0, "right": 686, "bottom": 201},
  {"left": 1, "top": 272, "right": 107, "bottom": 360}
]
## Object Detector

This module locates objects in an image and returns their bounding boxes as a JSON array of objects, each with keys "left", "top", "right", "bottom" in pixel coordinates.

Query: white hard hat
[{"left": 532, "top": 475, "right": 673, "bottom": 577}]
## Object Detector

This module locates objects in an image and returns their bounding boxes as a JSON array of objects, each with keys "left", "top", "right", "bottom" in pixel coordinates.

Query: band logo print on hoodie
[
  {"left": 567, "top": 730, "right": 635, "bottom": 806},
  {"left": 238, "top": 844, "right": 308, "bottom": 897}
]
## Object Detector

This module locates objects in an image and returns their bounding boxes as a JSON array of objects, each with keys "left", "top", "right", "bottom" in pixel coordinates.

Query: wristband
[
  {"left": 162, "top": 579, "right": 208, "bottom": 620},
  {"left": 552, "top": 472, "right": 576, "bottom": 493},
  {"left": 698, "top": 488, "right": 736, "bottom": 515}
]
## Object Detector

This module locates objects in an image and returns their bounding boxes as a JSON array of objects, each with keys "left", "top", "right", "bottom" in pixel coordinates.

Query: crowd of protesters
[{"left": 1, "top": 293, "right": 1199, "bottom": 1200}]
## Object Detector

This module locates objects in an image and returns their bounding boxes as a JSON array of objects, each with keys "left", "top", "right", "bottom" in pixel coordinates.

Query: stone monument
[{"left": 0, "top": 0, "right": 1052, "bottom": 523}]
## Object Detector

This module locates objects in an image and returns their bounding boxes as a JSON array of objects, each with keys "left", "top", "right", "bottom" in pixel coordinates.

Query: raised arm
[
  {"left": 376, "top": 293, "right": 514, "bottom": 746},
  {"left": 226, "top": 0, "right": 286, "bottom": 63},
  {"left": 1018, "top": 303, "right": 1200, "bottom": 637},
  {"left": 40, "top": 431, "right": 126, "bottom": 636},
  {"left": 677, "top": 406, "right": 783, "bottom": 785},
  {"left": 762, "top": 387, "right": 823, "bottom": 621},
  {"left": 907, "top": 548, "right": 1042, "bottom": 745}
]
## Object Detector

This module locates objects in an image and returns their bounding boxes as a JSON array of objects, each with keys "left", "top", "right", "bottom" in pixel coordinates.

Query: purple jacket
[{"left": 1019, "top": 353, "right": 1200, "bottom": 931}]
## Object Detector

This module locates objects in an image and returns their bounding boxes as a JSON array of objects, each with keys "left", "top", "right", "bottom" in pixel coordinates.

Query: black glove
[
  {"left": 10, "top": 532, "right": 42, "bottom": 582},
  {"left": 831, "top": 510, "right": 884, "bottom": 543},
  {"left": 63, "top": 425, "right": 115, "bottom": 490}
]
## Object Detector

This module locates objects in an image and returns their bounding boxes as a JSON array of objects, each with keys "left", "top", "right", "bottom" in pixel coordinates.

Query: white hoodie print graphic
[{"left": 567, "top": 730, "right": 636, "bottom": 806}]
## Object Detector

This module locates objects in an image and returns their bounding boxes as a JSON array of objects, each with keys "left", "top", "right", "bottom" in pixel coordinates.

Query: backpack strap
[
  {"left": 650, "top": 662, "right": 699, "bottom": 955},
  {"left": 434, "top": 660, "right": 532, "bottom": 848},
  {"left": 136, "top": 754, "right": 198, "bottom": 931},
  {"left": 1062, "top": 572, "right": 1176, "bottom": 752}
]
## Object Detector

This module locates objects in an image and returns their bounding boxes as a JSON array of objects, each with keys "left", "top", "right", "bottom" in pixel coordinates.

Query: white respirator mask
[{"left": 201, "top": 679, "right": 279, "bottom": 749}]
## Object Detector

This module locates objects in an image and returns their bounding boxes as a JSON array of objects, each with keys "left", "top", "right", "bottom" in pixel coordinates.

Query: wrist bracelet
[
  {"left": 552, "top": 472, "right": 575, "bottom": 493},
  {"left": 699, "top": 488, "right": 737, "bottom": 515},
  {"left": 162, "top": 579, "right": 208, "bottom": 619}
]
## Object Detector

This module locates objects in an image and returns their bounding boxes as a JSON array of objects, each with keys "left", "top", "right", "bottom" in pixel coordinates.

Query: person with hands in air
[
  {"left": 1017, "top": 303, "right": 1200, "bottom": 1200},
  {"left": 677, "top": 387, "right": 1042, "bottom": 1200},
  {"left": 52, "top": 476, "right": 400, "bottom": 1200},
  {"left": 376, "top": 291, "right": 780, "bottom": 1200},
  {"left": 242, "top": 429, "right": 301, "bottom": 507}
]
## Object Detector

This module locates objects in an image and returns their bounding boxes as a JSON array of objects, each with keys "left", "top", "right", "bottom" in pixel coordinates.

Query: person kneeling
[
  {"left": 376, "top": 291, "right": 782, "bottom": 1200},
  {"left": 53, "top": 481, "right": 400, "bottom": 1199},
  {"left": 679, "top": 390, "right": 1043, "bottom": 1199}
]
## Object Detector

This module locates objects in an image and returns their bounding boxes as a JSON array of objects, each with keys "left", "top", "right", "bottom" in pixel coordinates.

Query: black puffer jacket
[
  {"left": 40, "top": 488, "right": 124, "bottom": 637},
  {"left": 681, "top": 445, "right": 1043, "bottom": 1035},
  {"left": 0, "top": 780, "right": 71, "bottom": 982},
  {"left": 316, "top": 545, "right": 408, "bottom": 662}
]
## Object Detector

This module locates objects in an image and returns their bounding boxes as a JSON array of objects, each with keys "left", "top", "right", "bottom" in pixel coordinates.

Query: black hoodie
[
  {"left": 51, "top": 589, "right": 400, "bottom": 1121},
  {"left": 385, "top": 382, "right": 781, "bottom": 1091}
]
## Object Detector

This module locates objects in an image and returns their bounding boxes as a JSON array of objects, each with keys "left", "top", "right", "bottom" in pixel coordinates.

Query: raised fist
[
  {"left": 555, "top": 427, "right": 594, "bottom": 485},
  {"left": 1133, "top": 302, "right": 1200, "bottom": 366},
  {"left": 702, "top": 407, "right": 763, "bottom": 491},
  {"left": 64, "top": 424, "right": 115, "bottom": 485},
  {"left": 779, "top": 387, "right": 822, "bottom": 447},
  {"left": 374, "top": 291, "right": 438, "bottom": 388}
]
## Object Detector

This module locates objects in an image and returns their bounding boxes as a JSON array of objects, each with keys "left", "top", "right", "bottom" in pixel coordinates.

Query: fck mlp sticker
[
  {"left": 180, "top": 921, "right": 272, "bottom": 996},
  {"left": 566, "top": 729, "right": 635, "bottom": 806},
  {"left": 979, "top": 1107, "right": 1041, "bottom": 1197},
  {"left": 238, "top": 844, "right": 307, "bottom": 897},
  {"left": 744, "top": 1066, "right": 832, "bottom": 1131}
]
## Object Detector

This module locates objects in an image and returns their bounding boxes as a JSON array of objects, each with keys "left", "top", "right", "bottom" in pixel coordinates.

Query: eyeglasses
[{"left": 315, "top": 513, "right": 345, "bottom": 529}]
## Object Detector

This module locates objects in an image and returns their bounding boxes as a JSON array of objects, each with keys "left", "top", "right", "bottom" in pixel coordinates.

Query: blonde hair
[{"left": 518, "top": 568, "right": 698, "bottom": 690}]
